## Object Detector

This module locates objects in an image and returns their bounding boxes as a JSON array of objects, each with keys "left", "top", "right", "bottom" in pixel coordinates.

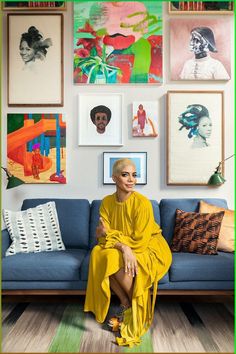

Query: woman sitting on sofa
[{"left": 84, "top": 158, "right": 172, "bottom": 347}]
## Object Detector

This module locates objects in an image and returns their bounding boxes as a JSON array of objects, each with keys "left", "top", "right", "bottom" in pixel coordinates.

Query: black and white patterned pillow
[{"left": 3, "top": 202, "right": 65, "bottom": 257}]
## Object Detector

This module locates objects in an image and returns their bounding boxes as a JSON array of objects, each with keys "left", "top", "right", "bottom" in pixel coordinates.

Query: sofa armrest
[{"left": 1, "top": 229, "right": 10, "bottom": 258}]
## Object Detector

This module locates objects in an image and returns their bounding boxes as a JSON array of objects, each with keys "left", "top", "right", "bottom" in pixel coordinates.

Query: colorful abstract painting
[
  {"left": 132, "top": 101, "right": 158, "bottom": 137},
  {"left": 7, "top": 114, "right": 66, "bottom": 184},
  {"left": 74, "top": 1, "right": 162, "bottom": 84}
]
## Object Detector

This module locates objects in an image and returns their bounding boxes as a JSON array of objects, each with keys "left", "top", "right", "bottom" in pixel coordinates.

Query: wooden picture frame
[
  {"left": 103, "top": 152, "right": 147, "bottom": 185},
  {"left": 168, "top": 1, "right": 234, "bottom": 14},
  {"left": 2, "top": 2, "right": 66, "bottom": 11},
  {"left": 167, "top": 91, "right": 224, "bottom": 186},
  {"left": 8, "top": 14, "right": 64, "bottom": 107},
  {"left": 78, "top": 93, "right": 123, "bottom": 146}
]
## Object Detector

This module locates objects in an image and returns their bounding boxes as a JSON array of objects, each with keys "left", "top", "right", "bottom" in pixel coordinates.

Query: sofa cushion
[
  {"left": 89, "top": 199, "right": 161, "bottom": 249},
  {"left": 171, "top": 209, "right": 224, "bottom": 255},
  {"left": 3, "top": 202, "right": 65, "bottom": 256},
  {"left": 199, "top": 200, "right": 234, "bottom": 252},
  {"left": 21, "top": 199, "right": 90, "bottom": 249},
  {"left": 160, "top": 198, "right": 228, "bottom": 245},
  {"left": 2, "top": 249, "right": 87, "bottom": 281},
  {"left": 170, "top": 252, "right": 234, "bottom": 282},
  {"left": 80, "top": 251, "right": 169, "bottom": 284}
]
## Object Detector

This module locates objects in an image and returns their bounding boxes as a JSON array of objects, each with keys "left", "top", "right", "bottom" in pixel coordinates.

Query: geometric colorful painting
[
  {"left": 74, "top": 1, "right": 163, "bottom": 84},
  {"left": 7, "top": 114, "right": 66, "bottom": 184},
  {"left": 132, "top": 101, "right": 158, "bottom": 137}
]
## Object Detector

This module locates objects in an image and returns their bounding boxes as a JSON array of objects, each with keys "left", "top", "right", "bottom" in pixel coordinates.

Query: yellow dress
[{"left": 84, "top": 191, "right": 172, "bottom": 347}]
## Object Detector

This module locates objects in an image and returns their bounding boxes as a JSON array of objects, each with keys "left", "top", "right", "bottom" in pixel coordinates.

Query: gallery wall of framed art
[{"left": 1, "top": 2, "right": 235, "bottom": 212}]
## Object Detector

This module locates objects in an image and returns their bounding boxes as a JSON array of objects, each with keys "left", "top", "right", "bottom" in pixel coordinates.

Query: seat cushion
[
  {"left": 160, "top": 198, "right": 228, "bottom": 245},
  {"left": 21, "top": 199, "right": 90, "bottom": 249},
  {"left": 170, "top": 252, "right": 234, "bottom": 282},
  {"left": 80, "top": 251, "right": 169, "bottom": 284},
  {"left": 2, "top": 249, "right": 87, "bottom": 281},
  {"left": 89, "top": 199, "right": 161, "bottom": 249}
]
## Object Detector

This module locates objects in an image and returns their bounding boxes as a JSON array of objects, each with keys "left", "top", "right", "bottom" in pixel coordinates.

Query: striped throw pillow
[
  {"left": 3, "top": 202, "right": 65, "bottom": 257},
  {"left": 171, "top": 209, "right": 225, "bottom": 255}
]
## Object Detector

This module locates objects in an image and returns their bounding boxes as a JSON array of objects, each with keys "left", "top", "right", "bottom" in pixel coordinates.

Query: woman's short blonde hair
[{"left": 112, "top": 158, "right": 136, "bottom": 176}]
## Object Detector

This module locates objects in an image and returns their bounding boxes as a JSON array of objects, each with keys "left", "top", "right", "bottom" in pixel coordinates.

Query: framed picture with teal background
[
  {"left": 7, "top": 113, "right": 66, "bottom": 184},
  {"left": 103, "top": 152, "right": 147, "bottom": 185},
  {"left": 73, "top": 1, "right": 163, "bottom": 84}
]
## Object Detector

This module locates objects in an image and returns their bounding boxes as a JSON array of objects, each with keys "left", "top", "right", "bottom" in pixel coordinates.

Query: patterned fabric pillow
[
  {"left": 171, "top": 209, "right": 225, "bottom": 255},
  {"left": 3, "top": 202, "right": 65, "bottom": 257}
]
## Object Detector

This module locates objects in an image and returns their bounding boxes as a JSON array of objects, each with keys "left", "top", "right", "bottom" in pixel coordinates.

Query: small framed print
[
  {"left": 169, "top": 1, "right": 234, "bottom": 14},
  {"left": 132, "top": 101, "right": 158, "bottom": 137},
  {"left": 8, "top": 14, "right": 64, "bottom": 107},
  {"left": 78, "top": 93, "right": 123, "bottom": 146},
  {"left": 167, "top": 91, "right": 224, "bottom": 186},
  {"left": 103, "top": 152, "right": 147, "bottom": 185},
  {"left": 2, "top": 2, "right": 66, "bottom": 11}
]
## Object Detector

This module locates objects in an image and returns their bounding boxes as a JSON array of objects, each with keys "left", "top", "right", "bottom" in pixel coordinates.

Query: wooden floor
[{"left": 2, "top": 297, "right": 234, "bottom": 353}]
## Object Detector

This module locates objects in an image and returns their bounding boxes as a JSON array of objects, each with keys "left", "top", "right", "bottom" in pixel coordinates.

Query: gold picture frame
[{"left": 2, "top": 1, "right": 66, "bottom": 11}]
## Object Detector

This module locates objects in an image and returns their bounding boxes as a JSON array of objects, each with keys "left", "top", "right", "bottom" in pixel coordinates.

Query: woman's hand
[
  {"left": 96, "top": 217, "right": 107, "bottom": 240},
  {"left": 121, "top": 244, "right": 138, "bottom": 277}
]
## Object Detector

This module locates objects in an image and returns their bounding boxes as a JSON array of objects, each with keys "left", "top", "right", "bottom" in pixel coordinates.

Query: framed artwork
[
  {"left": 167, "top": 91, "right": 224, "bottom": 186},
  {"left": 8, "top": 14, "right": 64, "bottom": 107},
  {"left": 170, "top": 19, "right": 231, "bottom": 81},
  {"left": 7, "top": 113, "right": 66, "bottom": 184},
  {"left": 132, "top": 101, "right": 158, "bottom": 137},
  {"left": 169, "top": 1, "right": 234, "bottom": 14},
  {"left": 103, "top": 152, "right": 147, "bottom": 185},
  {"left": 2, "top": 2, "right": 66, "bottom": 10},
  {"left": 78, "top": 93, "right": 123, "bottom": 146},
  {"left": 73, "top": 1, "right": 163, "bottom": 84}
]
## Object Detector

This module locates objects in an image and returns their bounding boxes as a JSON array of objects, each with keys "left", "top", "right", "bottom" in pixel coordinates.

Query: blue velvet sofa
[{"left": 2, "top": 198, "right": 234, "bottom": 295}]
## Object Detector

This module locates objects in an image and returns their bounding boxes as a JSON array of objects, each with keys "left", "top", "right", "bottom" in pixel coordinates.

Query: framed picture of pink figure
[
  {"left": 167, "top": 91, "right": 224, "bottom": 186},
  {"left": 132, "top": 101, "right": 158, "bottom": 137},
  {"left": 170, "top": 19, "right": 231, "bottom": 81},
  {"left": 73, "top": 1, "right": 163, "bottom": 84},
  {"left": 7, "top": 113, "right": 66, "bottom": 184},
  {"left": 169, "top": 1, "right": 234, "bottom": 14},
  {"left": 78, "top": 93, "right": 123, "bottom": 146},
  {"left": 8, "top": 14, "right": 64, "bottom": 106}
]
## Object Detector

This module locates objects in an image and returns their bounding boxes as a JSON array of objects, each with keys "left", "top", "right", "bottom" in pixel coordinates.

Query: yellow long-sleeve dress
[{"left": 84, "top": 191, "right": 172, "bottom": 347}]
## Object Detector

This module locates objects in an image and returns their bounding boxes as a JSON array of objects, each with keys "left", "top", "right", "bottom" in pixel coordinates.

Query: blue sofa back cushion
[
  {"left": 160, "top": 198, "right": 228, "bottom": 245},
  {"left": 89, "top": 199, "right": 161, "bottom": 249},
  {"left": 21, "top": 199, "right": 90, "bottom": 249}
]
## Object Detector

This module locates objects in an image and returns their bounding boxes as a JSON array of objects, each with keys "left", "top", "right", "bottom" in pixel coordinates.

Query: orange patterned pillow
[
  {"left": 199, "top": 201, "right": 234, "bottom": 252},
  {"left": 171, "top": 209, "right": 225, "bottom": 255}
]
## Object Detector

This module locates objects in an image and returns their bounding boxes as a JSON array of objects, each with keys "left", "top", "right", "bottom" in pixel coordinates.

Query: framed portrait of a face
[
  {"left": 78, "top": 93, "right": 123, "bottom": 146},
  {"left": 167, "top": 91, "right": 224, "bottom": 185},
  {"left": 132, "top": 101, "right": 158, "bottom": 137},
  {"left": 73, "top": 1, "right": 163, "bottom": 84},
  {"left": 8, "top": 14, "right": 64, "bottom": 106},
  {"left": 170, "top": 19, "right": 231, "bottom": 81},
  {"left": 7, "top": 113, "right": 66, "bottom": 184},
  {"left": 103, "top": 152, "right": 147, "bottom": 185}
]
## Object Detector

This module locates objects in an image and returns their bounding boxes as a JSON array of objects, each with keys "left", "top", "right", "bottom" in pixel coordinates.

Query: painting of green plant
[{"left": 74, "top": 1, "right": 162, "bottom": 84}]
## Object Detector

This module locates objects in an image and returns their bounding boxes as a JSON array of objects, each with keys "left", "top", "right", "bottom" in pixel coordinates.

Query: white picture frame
[
  {"left": 167, "top": 91, "right": 224, "bottom": 185},
  {"left": 78, "top": 93, "right": 123, "bottom": 146},
  {"left": 103, "top": 151, "right": 147, "bottom": 185}
]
